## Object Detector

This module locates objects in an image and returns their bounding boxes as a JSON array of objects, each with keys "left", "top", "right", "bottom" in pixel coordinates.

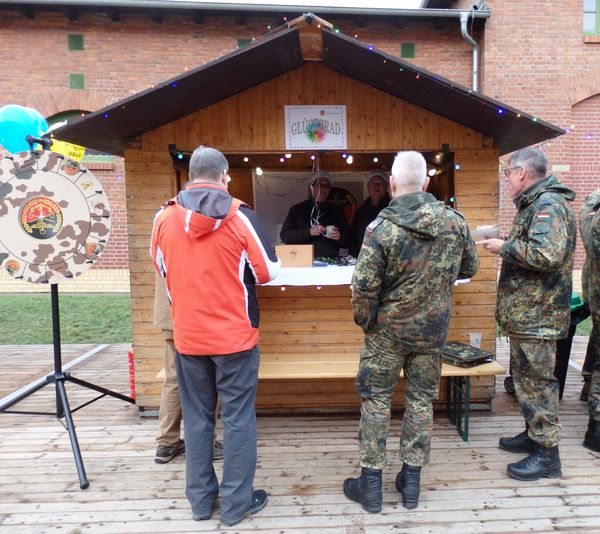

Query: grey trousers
[{"left": 176, "top": 346, "right": 260, "bottom": 524}]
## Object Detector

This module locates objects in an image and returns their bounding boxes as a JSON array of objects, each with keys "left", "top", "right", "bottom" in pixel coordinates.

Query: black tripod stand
[{"left": 0, "top": 284, "right": 135, "bottom": 489}]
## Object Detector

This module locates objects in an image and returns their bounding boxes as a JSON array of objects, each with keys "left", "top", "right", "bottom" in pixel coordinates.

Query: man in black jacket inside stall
[{"left": 280, "top": 171, "right": 350, "bottom": 258}]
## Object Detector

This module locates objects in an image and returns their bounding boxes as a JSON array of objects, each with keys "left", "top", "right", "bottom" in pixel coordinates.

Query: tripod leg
[{"left": 56, "top": 379, "right": 90, "bottom": 489}]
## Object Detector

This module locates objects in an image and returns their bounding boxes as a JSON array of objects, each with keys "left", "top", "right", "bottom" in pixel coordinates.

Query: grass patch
[
  {"left": 0, "top": 294, "right": 132, "bottom": 344},
  {"left": 576, "top": 316, "right": 593, "bottom": 336}
]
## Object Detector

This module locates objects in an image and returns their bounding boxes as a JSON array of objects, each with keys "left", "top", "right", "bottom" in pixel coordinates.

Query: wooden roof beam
[{"left": 286, "top": 13, "right": 332, "bottom": 62}]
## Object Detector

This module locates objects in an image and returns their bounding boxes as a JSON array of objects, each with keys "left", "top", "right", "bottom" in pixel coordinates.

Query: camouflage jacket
[
  {"left": 580, "top": 189, "right": 600, "bottom": 315},
  {"left": 497, "top": 175, "right": 576, "bottom": 339},
  {"left": 351, "top": 191, "right": 479, "bottom": 351}
]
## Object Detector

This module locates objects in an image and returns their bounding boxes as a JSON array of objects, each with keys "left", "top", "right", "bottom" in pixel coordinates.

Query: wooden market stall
[{"left": 55, "top": 14, "right": 564, "bottom": 413}]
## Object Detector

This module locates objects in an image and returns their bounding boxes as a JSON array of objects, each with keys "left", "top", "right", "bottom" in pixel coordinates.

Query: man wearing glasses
[
  {"left": 280, "top": 171, "right": 350, "bottom": 258},
  {"left": 478, "top": 148, "right": 576, "bottom": 481}
]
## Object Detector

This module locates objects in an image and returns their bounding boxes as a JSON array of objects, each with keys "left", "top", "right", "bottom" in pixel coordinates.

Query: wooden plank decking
[{"left": 1, "top": 339, "right": 600, "bottom": 533}]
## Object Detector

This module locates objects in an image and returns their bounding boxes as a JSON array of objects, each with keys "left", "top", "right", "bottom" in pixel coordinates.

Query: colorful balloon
[{"left": 0, "top": 105, "right": 48, "bottom": 154}]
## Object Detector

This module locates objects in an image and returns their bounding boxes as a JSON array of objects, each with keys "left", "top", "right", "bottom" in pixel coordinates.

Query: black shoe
[
  {"left": 221, "top": 489, "right": 268, "bottom": 527},
  {"left": 343, "top": 467, "right": 382, "bottom": 513},
  {"left": 499, "top": 430, "right": 537, "bottom": 454},
  {"left": 213, "top": 440, "right": 224, "bottom": 461},
  {"left": 580, "top": 378, "right": 591, "bottom": 402},
  {"left": 507, "top": 446, "right": 562, "bottom": 481},
  {"left": 583, "top": 419, "right": 600, "bottom": 452},
  {"left": 154, "top": 439, "right": 185, "bottom": 464},
  {"left": 395, "top": 464, "right": 421, "bottom": 509}
]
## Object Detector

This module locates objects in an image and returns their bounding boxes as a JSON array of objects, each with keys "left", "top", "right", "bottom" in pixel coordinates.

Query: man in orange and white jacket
[{"left": 150, "top": 146, "right": 280, "bottom": 527}]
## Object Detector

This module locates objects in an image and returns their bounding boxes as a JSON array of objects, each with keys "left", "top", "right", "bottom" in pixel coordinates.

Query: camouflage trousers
[
  {"left": 510, "top": 337, "right": 561, "bottom": 447},
  {"left": 587, "top": 314, "right": 600, "bottom": 422},
  {"left": 356, "top": 332, "right": 441, "bottom": 470}
]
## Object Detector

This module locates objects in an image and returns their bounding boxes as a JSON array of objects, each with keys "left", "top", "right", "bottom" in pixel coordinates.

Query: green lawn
[
  {"left": 0, "top": 294, "right": 132, "bottom": 344},
  {"left": 576, "top": 316, "right": 593, "bottom": 336},
  {"left": 0, "top": 293, "right": 593, "bottom": 345}
]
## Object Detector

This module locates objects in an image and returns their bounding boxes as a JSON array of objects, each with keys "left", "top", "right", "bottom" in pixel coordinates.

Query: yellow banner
[{"left": 51, "top": 139, "right": 85, "bottom": 161}]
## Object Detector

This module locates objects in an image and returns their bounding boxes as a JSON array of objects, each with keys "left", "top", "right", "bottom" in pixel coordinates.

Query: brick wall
[
  {"left": 2, "top": 4, "right": 596, "bottom": 283},
  {"left": 483, "top": 0, "right": 600, "bottom": 270},
  {"left": 0, "top": 8, "right": 476, "bottom": 293}
]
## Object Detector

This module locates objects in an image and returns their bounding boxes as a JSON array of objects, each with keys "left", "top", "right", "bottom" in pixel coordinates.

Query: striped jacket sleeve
[{"left": 237, "top": 205, "right": 281, "bottom": 284}]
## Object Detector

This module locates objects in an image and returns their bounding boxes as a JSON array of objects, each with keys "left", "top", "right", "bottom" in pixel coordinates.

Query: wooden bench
[{"left": 258, "top": 352, "right": 505, "bottom": 442}]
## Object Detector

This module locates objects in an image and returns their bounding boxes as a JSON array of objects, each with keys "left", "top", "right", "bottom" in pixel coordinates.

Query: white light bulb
[
  {"left": 255, "top": 167, "right": 263, "bottom": 176},
  {"left": 346, "top": 155, "right": 354, "bottom": 164}
]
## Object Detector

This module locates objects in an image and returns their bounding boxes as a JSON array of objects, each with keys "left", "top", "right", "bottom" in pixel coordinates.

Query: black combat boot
[
  {"left": 580, "top": 377, "right": 591, "bottom": 402},
  {"left": 506, "top": 445, "right": 562, "bottom": 481},
  {"left": 343, "top": 467, "right": 382, "bottom": 513},
  {"left": 395, "top": 464, "right": 421, "bottom": 509},
  {"left": 499, "top": 429, "right": 537, "bottom": 453},
  {"left": 583, "top": 419, "right": 600, "bottom": 452}
]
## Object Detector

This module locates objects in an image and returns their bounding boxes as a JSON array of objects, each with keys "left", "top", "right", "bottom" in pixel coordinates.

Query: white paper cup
[{"left": 325, "top": 225, "right": 336, "bottom": 238}]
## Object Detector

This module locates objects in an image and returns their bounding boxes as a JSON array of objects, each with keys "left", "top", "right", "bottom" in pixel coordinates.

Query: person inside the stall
[
  {"left": 280, "top": 171, "right": 350, "bottom": 258},
  {"left": 349, "top": 171, "right": 391, "bottom": 257}
]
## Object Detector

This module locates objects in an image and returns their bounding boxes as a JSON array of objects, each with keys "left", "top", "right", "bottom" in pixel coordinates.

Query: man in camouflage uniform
[
  {"left": 580, "top": 189, "right": 600, "bottom": 451},
  {"left": 343, "top": 151, "right": 479, "bottom": 512},
  {"left": 479, "top": 148, "right": 576, "bottom": 481}
]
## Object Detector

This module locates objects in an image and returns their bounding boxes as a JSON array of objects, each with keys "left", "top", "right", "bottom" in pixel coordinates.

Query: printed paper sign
[
  {"left": 285, "top": 105, "right": 346, "bottom": 150},
  {"left": 51, "top": 139, "right": 85, "bottom": 161}
]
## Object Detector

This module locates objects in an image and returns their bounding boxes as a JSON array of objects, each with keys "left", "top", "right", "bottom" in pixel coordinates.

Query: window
[
  {"left": 400, "top": 42, "right": 416, "bottom": 59},
  {"left": 68, "top": 73, "right": 85, "bottom": 90},
  {"left": 68, "top": 34, "right": 84, "bottom": 50},
  {"left": 584, "top": 0, "right": 599, "bottom": 34}
]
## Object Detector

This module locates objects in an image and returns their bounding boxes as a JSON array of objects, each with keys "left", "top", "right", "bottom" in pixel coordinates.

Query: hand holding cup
[{"left": 325, "top": 225, "right": 340, "bottom": 240}]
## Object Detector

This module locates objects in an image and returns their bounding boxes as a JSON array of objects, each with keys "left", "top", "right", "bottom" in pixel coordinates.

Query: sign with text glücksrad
[{"left": 285, "top": 105, "right": 346, "bottom": 150}]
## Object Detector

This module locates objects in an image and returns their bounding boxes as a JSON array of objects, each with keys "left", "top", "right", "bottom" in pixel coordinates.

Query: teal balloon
[{"left": 0, "top": 105, "right": 48, "bottom": 154}]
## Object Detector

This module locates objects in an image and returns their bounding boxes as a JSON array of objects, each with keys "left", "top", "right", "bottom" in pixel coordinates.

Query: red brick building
[{"left": 0, "top": 0, "right": 597, "bottom": 290}]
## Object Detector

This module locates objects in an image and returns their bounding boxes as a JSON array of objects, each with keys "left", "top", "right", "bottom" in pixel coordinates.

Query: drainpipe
[{"left": 460, "top": 11, "right": 478, "bottom": 92}]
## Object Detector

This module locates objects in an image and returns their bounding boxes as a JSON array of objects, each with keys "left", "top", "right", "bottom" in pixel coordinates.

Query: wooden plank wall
[
  {"left": 126, "top": 62, "right": 499, "bottom": 410},
  {"left": 141, "top": 63, "right": 486, "bottom": 153}
]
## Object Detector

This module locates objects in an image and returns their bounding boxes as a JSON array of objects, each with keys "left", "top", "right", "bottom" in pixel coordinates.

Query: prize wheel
[{"left": 0, "top": 150, "right": 110, "bottom": 284}]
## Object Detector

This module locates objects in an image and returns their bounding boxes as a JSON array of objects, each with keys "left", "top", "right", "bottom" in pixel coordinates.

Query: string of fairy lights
[{"left": 101, "top": 16, "right": 594, "bottom": 195}]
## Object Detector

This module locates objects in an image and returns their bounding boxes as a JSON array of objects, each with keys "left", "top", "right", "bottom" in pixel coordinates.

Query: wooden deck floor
[{"left": 1, "top": 339, "right": 600, "bottom": 533}]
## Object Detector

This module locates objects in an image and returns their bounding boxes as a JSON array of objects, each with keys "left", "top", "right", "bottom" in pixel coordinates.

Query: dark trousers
[{"left": 176, "top": 346, "right": 260, "bottom": 524}]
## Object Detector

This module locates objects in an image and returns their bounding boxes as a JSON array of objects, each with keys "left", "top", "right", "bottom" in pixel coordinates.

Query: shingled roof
[{"left": 53, "top": 14, "right": 563, "bottom": 156}]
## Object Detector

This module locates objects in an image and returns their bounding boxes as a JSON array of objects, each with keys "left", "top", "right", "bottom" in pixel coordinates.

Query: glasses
[{"left": 503, "top": 166, "right": 522, "bottom": 178}]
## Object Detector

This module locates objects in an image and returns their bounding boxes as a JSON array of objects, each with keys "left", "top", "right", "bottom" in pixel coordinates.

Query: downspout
[{"left": 459, "top": 11, "right": 478, "bottom": 92}]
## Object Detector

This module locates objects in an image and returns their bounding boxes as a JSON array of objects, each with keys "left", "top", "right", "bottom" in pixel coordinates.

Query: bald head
[{"left": 390, "top": 151, "right": 428, "bottom": 197}]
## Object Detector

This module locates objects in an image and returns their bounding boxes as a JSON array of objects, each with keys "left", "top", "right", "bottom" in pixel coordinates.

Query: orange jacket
[{"left": 151, "top": 182, "right": 280, "bottom": 355}]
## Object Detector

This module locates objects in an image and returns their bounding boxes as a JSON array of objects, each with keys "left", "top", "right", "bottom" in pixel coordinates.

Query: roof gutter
[
  {"left": 459, "top": 11, "right": 479, "bottom": 92},
  {"left": 2, "top": 1, "right": 492, "bottom": 19}
]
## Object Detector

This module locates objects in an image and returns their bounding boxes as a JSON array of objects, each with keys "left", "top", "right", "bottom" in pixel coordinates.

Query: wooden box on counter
[{"left": 275, "top": 244, "right": 314, "bottom": 268}]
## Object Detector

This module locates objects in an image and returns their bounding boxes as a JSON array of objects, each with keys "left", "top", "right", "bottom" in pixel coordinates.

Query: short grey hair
[
  {"left": 391, "top": 151, "right": 427, "bottom": 189},
  {"left": 509, "top": 148, "right": 547, "bottom": 180},
  {"left": 189, "top": 146, "right": 229, "bottom": 182}
]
